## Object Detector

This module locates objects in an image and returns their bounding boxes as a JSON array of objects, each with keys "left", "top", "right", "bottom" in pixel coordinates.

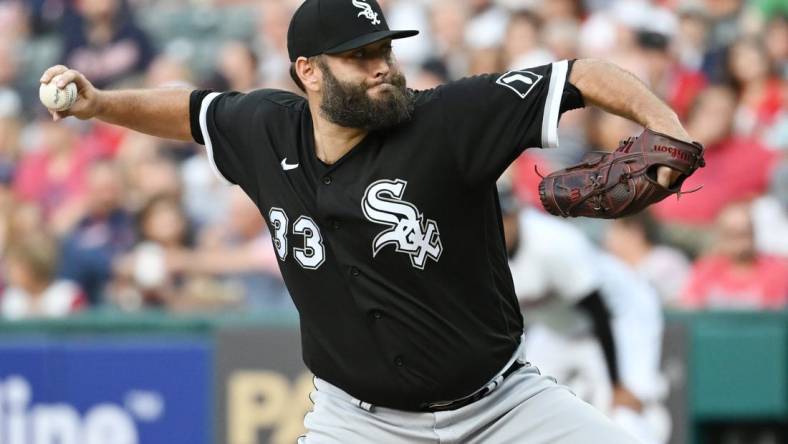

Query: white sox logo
[
  {"left": 496, "top": 69, "right": 543, "bottom": 99},
  {"left": 362, "top": 179, "right": 442, "bottom": 269},
  {"left": 352, "top": 0, "right": 381, "bottom": 25}
]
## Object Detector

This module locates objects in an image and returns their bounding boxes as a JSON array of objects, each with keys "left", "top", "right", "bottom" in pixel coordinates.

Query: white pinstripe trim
[
  {"left": 540, "top": 60, "right": 568, "bottom": 149},
  {"left": 199, "top": 92, "right": 234, "bottom": 186}
]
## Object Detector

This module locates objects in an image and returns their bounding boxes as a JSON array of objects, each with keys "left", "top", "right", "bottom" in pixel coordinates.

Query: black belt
[{"left": 418, "top": 360, "right": 526, "bottom": 412}]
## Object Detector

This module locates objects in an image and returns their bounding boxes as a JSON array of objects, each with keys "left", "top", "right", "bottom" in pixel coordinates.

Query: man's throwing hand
[{"left": 39, "top": 65, "right": 101, "bottom": 122}]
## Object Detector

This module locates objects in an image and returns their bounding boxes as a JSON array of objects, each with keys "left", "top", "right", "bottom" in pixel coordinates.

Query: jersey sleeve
[
  {"left": 437, "top": 60, "right": 582, "bottom": 186},
  {"left": 189, "top": 89, "right": 268, "bottom": 187}
]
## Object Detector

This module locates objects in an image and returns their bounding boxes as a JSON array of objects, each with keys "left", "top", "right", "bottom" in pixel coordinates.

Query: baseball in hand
[{"left": 39, "top": 81, "right": 78, "bottom": 111}]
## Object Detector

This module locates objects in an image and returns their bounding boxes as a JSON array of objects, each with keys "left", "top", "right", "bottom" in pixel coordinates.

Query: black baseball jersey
[{"left": 190, "top": 60, "right": 582, "bottom": 410}]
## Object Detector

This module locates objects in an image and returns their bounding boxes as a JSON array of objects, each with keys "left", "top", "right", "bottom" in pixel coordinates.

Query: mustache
[{"left": 366, "top": 72, "right": 406, "bottom": 90}]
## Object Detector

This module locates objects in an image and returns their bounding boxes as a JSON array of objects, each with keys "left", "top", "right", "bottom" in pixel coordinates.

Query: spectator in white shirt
[{"left": 2, "top": 235, "right": 86, "bottom": 320}]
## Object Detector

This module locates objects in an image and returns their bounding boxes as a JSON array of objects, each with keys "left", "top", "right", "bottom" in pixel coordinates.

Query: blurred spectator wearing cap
[
  {"left": 626, "top": 6, "right": 708, "bottom": 121},
  {"left": 1, "top": 234, "right": 86, "bottom": 320},
  {"left": 604, "top": 211, "right": 692, "bottom": 306},
  {"left": 61, "top": 0, "right": 155, "bottom": 89},
  {"left": 652, "top": 85, "right": 778, "bottom": 229},
  {"left": 752, "top": 159, "right": 788, "bottom": 257},
  {"left": 680, "top": 201, "right": 788, "bottom": 310},
  {"left": 57, "top": 160, "right": 135, "bottom": 305}
]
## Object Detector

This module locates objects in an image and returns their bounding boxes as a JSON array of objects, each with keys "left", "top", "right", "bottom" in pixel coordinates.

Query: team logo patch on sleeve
[
  {"left": 496, "top": 70, "right": 543, "bottom": 99},
  {"left": 362, "top": 179, "right": 442, "bottom": 270}
]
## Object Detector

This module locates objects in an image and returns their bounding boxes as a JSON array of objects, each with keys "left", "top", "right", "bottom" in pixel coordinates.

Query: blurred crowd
[{"left": 0, "top": 0, "right": 785, "bottom": 320}]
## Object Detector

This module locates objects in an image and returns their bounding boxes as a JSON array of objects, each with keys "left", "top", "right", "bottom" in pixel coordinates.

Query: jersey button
[
  {"left": 371, "top": 310, "right": 382, "bottom": 320},
  {"left": 350, "top": 266, "right": 361, "bottom": 277},
  {"left": 331, "top": 220, "right": 341, "bottom": 230},
  {"left": 322, "top": 176, "right": 332, "bottom": 185},
  {"left": 394, "top": 356, "right": 404, "bottom": 367}
]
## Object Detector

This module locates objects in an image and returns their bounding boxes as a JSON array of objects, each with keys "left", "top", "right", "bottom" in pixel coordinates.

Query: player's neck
[{"left": 311, "top": 108, "right": 368, "bottom": 165}]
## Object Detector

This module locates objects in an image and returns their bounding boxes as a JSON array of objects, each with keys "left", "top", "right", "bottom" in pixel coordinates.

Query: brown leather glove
[{"left": 538, "top": 128, "right": 705, "bottom": 219}]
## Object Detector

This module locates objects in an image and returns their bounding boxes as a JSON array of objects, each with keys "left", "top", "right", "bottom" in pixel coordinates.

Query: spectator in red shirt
[
  {"left": 652, "top": 85, "right": 778, "bottom": 226},
  {"left": 680, "top": 201, "right": 788, "bottom": 310},
  {"left": 12, "top": 120, "right": 93, "bottom": 231}
]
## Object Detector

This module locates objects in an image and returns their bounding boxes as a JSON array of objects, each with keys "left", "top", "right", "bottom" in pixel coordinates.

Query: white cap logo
[{"left": 352, "top": 0, "right": 381, "bottom": 25}]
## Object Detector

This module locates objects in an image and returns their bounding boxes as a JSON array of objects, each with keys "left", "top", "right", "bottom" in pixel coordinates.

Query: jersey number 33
[{"left": 267, "top": 178, "right": 443, "bottom": 271}]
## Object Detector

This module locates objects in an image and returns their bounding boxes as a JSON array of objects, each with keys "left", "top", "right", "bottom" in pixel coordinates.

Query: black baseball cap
[{"left": 287, "top": 0, "right": 419, "bottom": 62}]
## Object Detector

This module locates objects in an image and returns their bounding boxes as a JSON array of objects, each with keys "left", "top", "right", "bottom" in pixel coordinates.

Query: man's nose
[{"left": 371, "top": 57, "right": 391, "bottom": 80}]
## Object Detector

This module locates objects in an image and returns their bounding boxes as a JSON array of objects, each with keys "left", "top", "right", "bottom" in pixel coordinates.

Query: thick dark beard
[{"left": 318, "top": 60, "right": 414, "bottom": 131}]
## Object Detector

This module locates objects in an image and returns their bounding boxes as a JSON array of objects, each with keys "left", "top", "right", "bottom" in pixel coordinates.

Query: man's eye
[{"left": 353, "top": 51, "right": 365, "bottom": 59}]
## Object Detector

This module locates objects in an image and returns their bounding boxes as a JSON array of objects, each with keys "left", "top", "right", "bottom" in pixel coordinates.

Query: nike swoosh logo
[{"left": 281, "top": 158, "right": 299, "bottom": 171}]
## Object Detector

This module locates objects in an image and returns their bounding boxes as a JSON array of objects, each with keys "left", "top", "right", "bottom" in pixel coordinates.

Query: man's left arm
[{"left": 568, "top": 59, "right": 689, "bottom": 188}]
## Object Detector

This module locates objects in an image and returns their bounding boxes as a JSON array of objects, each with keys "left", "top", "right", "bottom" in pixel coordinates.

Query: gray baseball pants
[{"left": 298, "top": 340, "right": 640, "bottom": 444}]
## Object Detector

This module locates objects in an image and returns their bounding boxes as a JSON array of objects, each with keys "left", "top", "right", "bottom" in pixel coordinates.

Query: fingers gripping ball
[
  {"left": 39, "top": 81, "right": 78, "bottom": 112},
  {"left": 538, "top": 128, "right": 706, "bottom": 219}
]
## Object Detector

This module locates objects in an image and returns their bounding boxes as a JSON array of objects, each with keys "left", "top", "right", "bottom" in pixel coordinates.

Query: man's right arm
[{"left": 40, "top": 65, "right": 193, "bottom": 142}]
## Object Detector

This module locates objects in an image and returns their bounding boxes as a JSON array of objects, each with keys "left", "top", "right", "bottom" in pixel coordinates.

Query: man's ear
[{"left": 296, "top": 56, "right": 322, "bottom": 93}]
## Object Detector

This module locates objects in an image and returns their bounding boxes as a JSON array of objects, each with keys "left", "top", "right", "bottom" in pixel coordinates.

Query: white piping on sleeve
[
  {"left": 199, "top": 92, "right": 234, "bottom": 186},
  {"left": 540, "top": 60, "right": 568, "bottom": 149}
]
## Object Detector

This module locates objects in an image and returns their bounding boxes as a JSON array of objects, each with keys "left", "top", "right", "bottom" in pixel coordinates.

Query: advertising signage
[{"left": 0, "top": 338, "right": 212, "bottom": 444}]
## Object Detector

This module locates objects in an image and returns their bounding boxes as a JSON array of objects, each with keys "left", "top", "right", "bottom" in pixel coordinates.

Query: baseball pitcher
[{"left": 38, "top": 0, "right": 704, "bottom": 442}]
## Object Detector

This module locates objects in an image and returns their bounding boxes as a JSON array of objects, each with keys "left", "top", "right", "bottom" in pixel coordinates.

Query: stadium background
[{"left": 0, "top": 0, "right": 785, "bottom": 443}]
